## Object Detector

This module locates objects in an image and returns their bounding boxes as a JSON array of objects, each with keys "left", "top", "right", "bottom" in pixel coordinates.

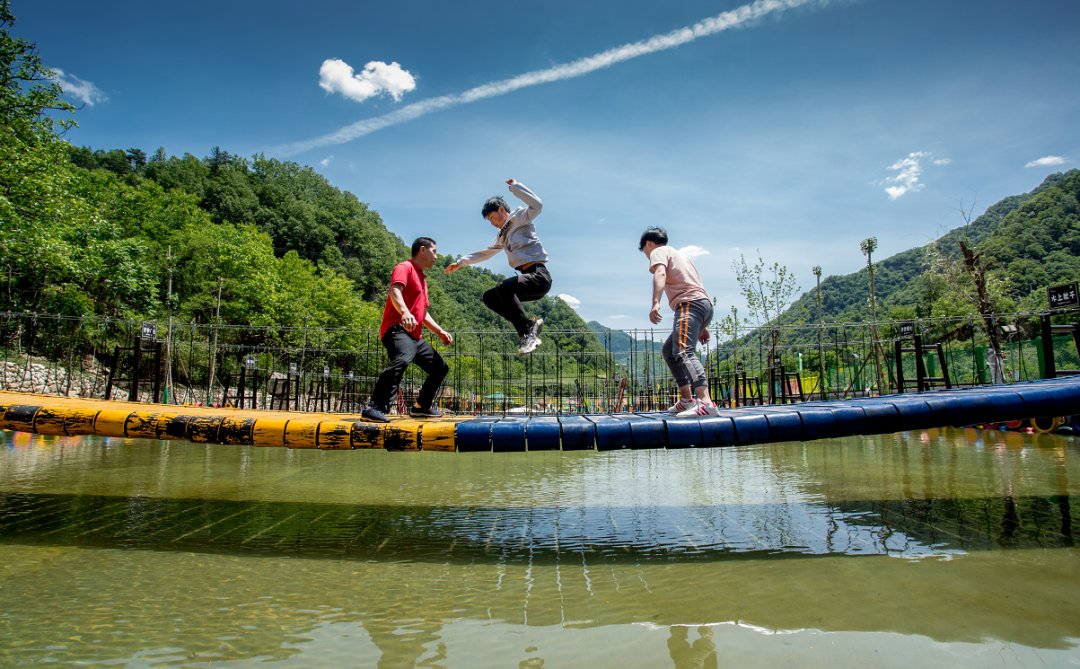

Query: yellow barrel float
[
  {"left": 94, "top": 408, "right": 132, "bottom": 438},
  {"left": 284, "top": 418, "right": 321, "bottom": 449},
  {"left": 317, "top": 419, "right": 355, "bottom": 450},
  {"left": 251, "top": 417, "right": 290, "bottom": 448},
  {"left": 219, "top": 416, "right": 257, "bottom": 445},
  {"left": 419, "top": 420, "right": 458, "bottom": 452},
  {"left": 350, "top": 421, "right": 386, "bottom": 449},
  {"left": 62, "top": 407, "right": 100, "bottom": 436},
  {"left": 1, "top": 403, "right": 39, "bottom": 433},
  {"left": 30, "top": 404, "right": 70, "bottom": 436}
]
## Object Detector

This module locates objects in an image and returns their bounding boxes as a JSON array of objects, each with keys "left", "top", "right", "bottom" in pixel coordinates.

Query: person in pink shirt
[
  {"left": 639, "top": 227, "right": 720, "bottom": 418},
  {"left": 361, "top": 237, "right": 453, "bottom": 423}
]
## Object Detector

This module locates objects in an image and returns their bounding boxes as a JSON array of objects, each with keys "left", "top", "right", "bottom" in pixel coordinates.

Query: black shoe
[
  {"left": 361, "top": 405, "right": 390, "bottom": 423},
  {"left": 409, "top": 405, "right": 444, "bottom": 418}
]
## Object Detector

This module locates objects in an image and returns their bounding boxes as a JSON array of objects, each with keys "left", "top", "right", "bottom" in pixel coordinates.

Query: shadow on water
[{"left": 0, "top": 490, "right": 1074, "bottom": 562}]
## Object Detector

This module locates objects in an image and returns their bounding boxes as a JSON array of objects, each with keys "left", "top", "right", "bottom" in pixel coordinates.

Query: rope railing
[{"left": 1, "top": 309, "right": 1078, "bottom": 415}]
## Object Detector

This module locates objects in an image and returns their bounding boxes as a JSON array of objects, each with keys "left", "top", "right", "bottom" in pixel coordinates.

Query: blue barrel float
[{"left": 2, "top": 376, "right": 1079, "bottom": 451}]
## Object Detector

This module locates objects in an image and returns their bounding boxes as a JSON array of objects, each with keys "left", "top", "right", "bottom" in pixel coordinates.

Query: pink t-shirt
[{"left": 649, "top": 245, "right": 709, "bottom": 309}]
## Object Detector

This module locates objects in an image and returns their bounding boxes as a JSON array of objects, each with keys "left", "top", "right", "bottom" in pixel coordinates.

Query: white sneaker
[
  {"left": 518, "top": 333, "right": 541, "bottom": 355},
  {"left": 667, "top": 398, "right": 698, "bottom": 414},
  {"left": 676, "top": 401, "right": 721, "bottom": 419}
]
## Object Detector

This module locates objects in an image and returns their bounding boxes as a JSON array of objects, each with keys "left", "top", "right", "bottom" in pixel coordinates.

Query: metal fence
[{"left": 2, "top": 309, "right": 1078, "bottom": 415}]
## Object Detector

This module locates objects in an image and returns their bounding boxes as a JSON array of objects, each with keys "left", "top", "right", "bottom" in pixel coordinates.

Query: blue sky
[{"left": 16, "top": 0, "right": 1080, "bottom": 330}]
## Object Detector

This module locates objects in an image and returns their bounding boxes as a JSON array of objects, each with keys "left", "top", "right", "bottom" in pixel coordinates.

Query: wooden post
[
  {"left": 129, "top": 335, "right": 142, "bottom": 401},
  {"left": 1041, "top": 313, "right": 1056, "bottom": 379}
]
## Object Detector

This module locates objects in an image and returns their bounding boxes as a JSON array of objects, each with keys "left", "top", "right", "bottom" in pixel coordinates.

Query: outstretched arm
[{"left": 445, "top": 244, "right": 503, "bottom": 274}]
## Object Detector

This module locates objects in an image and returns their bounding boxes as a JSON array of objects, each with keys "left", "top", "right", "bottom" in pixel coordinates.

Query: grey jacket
[{"left": 457, "top": 182, "right": 549, "bottom": 271}]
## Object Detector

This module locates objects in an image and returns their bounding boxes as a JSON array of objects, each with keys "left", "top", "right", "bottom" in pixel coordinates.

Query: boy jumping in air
[{"left": 445, "top": 179, "right": 550, "bottom": 355}]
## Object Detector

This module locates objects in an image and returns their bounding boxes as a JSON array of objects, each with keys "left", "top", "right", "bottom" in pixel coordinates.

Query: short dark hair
[
  {"left": 639, "top": 227, "right": 668, "bottom": 250},
  {"left": 411, "top": 237, "right": 436, "bottom": 257},
  {"left": 481, "top": 196, "right": 508, "bottom": 219}
]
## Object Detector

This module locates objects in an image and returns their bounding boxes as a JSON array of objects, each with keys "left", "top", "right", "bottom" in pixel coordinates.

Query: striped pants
[{"left": 662, "top": 298, "right": 713, "bottom": 391}]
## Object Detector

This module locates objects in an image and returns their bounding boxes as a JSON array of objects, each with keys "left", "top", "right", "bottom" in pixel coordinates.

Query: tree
[
  {"left": 126, "top": 148, "right": 147, "bottom": 172},
  {"left": 168, "top": 220, "right": 280, "bottom": 326},
  {"left": 860, "top": 237, "right": 886, "bottom": 393},
  {"left": 0, "top": 0, "right": 74, "bottom": 141},
  {"left": 951, "top": 200, "right": 1011, "bottom": 383},
  {"left": 0, "top": 0, "right": 90, "bottom": 313},
  {"left": 813, "top": 265, "right": 827, "bottom": 398},
  {"left": 732, "top": 252, "right": 799, "bottom": 331},
  {"left": 95, "top": 148, "right": 131, "bottom": 176},
  {"left": 202, "top": 161, "right": 259, "bottom": 225},
  {"left": 732, "top": 252, "right": 798, "bottom": 401},
  {"left": 143, "top": 153, "right": 211, "bottom": 199},
  {"left": 959, "top": 241, "right": 1006, "bottom": 383}
]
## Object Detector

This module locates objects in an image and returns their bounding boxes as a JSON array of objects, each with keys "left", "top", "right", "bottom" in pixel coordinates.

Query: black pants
[
  {"left": 368, "top": 325, "right": 449, "bottom": 413},
  {"left": 482, "top": 263, "right": 552, "bottom": 336}
]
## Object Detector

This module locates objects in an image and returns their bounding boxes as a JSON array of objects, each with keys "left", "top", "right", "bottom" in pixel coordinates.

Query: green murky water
[{"left": 1, "top": 427, "right": 1079, "bottom": 668}]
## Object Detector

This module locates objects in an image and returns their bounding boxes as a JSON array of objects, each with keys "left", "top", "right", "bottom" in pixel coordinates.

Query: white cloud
[
  {"left": 319, "top": 58, "right": 416, "bottom": 103},
  {"left": 558, "top": 294, "right": 582, "bottom": 309},
  {"left": 678, "top": 245, "right": 710, "bottom": 258},
  {"left": 50, "top": 68, "right": 107, "bottom": 106},
  {"left": 606, "top": 314, "right": 629, "bottom": 320},
  {"left": 319, "top": 155, "right": 334, "bottom": 168},
  {"left": 1025, "top": 155, "right": 1067, "bottom": 168},
  {"left": 277, "top": 0, "right": 820, "bottom": 155},
  {"left": 883, "top": 151, "right": 949, "bottom": 200}
]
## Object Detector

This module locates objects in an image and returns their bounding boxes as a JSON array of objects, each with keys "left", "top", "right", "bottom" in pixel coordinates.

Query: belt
[{"left": 516, "top": 261, "right": 545, "bottom": 272}]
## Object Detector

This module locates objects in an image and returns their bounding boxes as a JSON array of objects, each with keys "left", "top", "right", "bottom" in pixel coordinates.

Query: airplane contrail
[{"left": 274, "top": 0, "right": 820, "bottom": 157}]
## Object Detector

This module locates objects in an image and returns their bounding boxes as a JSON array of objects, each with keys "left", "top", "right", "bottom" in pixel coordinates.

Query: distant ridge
[{"left": 587, "top": 321, "right": 665, "bottom": 364}]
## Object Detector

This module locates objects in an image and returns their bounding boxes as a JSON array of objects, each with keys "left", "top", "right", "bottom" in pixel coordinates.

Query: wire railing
[{"left": 2, "top": 309, "right": 1078, "bottom": 415}]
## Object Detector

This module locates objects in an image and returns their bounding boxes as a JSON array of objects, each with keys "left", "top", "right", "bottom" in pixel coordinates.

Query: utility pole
[
  {"left": 206, "top": 278, "right": 223, "bottom": 405},
  {"left": 165, "top": 245, "right": 174, "bottom": 404}
]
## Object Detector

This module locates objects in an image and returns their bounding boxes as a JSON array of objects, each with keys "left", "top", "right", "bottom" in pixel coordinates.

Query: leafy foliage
[
  {"left": 782, "top": 169, "right": 1080, "bottom": 331},
  {"left": 0, "top": 4, "right": 601, "bottom": 358},
  {"left": 9, "top": 1, "right": 1075, "bottom": 372}
]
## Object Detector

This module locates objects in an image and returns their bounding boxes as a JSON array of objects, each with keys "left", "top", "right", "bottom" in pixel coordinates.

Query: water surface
[{"left": 1, "top": 427, "right": 1078, "bottom": 667}]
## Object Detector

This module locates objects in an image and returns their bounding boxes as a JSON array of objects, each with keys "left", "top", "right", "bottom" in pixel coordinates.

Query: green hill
[
  {"left": 34, "top": 146, "right": 601, "bottom": 351},
  {"left": 781, "top": 170, "right": 1080, "bottom": 331},
  {"left": 587, "top": 320, "right": 665, "bottom": 365}
]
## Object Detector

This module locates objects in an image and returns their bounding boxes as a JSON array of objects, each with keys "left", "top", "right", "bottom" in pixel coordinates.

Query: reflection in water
[
  {"left": 1, "top": 428, "right": 1079, "bottom": 667},
  {"left": 0, "top": 490, "right": 1073, "bottom": 561},
  {"left": 668, "top": 626, "right": 717, "bottom": 669}
]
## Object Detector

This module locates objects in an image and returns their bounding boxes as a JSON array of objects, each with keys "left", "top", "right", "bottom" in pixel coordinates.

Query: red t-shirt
[{"left": 380, "top": 260, "right": 429, "bottom": 339}]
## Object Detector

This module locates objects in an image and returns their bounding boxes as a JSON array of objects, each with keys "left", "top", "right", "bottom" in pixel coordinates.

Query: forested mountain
[
  {"left": 67, "top": 147, "right": 407, "bottom": 304},
  {"left": 587, "top": 321, "right": 665, "bottom": 364},
  {"left": 57, "top": 147, "right": 601, "bottom": 350},
  {"left": 4, "top": 0, "right": 1075, "bottom": 364},
  {"left": 778, "top": 170, "right": 1080, "bottom": 331},
  {"left": 0, "top": 9, "right": 598, "bottom": 358}
]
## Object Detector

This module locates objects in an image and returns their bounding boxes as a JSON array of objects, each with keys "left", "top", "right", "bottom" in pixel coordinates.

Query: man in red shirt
[{"left": 361, "top": 237, "right": 453, "bottom": 423}]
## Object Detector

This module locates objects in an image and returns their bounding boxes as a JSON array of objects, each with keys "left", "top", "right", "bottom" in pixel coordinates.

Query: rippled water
[{"left": 1, "top": 427, "right": 1079, "bottom": 667}]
